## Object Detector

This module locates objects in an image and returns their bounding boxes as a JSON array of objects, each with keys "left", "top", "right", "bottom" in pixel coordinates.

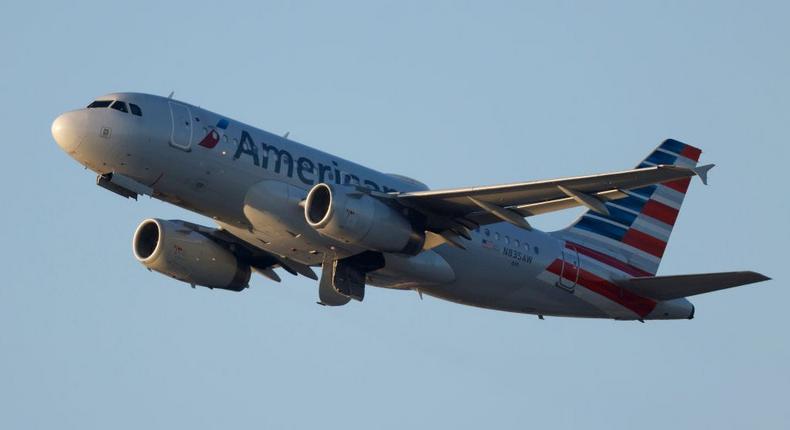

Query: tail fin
[{"left": 560, "top": 139, "right": 703, "bottom": 276}]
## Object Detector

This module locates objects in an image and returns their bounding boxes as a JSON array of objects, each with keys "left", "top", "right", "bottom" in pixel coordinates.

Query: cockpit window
[
  {"left": 110, "top": 101, "right": 128, "bottom": 113},
  {"left": 87, "top": 100, "right": 112, "bottom": 108},
  {"left": 129, "top": 103, "right": 142, "bottom": 116}
]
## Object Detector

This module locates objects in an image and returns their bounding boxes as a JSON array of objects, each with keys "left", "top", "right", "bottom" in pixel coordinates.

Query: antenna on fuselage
[
  {"left": 167, "top": 91, "right": 175, "bottom": 99},
  {"left": 283, "top": 131, "right": 290, "bottom": 139}
]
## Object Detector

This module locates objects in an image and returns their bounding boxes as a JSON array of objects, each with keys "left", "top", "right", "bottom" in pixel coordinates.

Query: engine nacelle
[
  {"left": 304, "top": 183, "right": 425, "bottom": 255},
  {"left": 132, "top": 219, "right": 251, "bottom": 291}
]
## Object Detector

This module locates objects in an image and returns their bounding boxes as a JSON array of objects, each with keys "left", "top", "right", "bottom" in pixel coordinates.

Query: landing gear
[{"left": 318, "top": 251, "right": 385, "bottom": 306}]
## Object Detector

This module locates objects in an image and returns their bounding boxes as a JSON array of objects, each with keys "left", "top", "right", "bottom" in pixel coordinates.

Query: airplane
[{"left": 51, "top": 92, "right": 770, "bottom": 321}]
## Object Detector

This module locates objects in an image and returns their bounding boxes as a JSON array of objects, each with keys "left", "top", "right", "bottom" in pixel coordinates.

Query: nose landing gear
[{"left": 96, "top": 172, "right": 152, "bottom": 200}]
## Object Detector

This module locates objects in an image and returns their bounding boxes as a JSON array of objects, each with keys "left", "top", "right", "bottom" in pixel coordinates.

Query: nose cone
[{"left": 52, "top": 112, "right": 83, "bottom": 153}]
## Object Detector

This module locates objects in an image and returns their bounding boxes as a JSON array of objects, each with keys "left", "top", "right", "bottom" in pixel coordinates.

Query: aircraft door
[
  {"left": 168, "top": 102, "right": 193, "bottom": 150},
  {"left": 557, "top": 245, "right": 579, "bottom": 291}
]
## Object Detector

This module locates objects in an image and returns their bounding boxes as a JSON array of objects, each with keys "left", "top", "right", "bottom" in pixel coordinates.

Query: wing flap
[{"left": 614, "top": 271, "right": 770, "bottom": 301}]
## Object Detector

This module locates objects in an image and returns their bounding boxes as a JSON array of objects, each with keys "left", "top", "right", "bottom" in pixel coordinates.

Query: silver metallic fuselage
[{"left": 53, "top": 92, "right": 692, "bottom": 319}]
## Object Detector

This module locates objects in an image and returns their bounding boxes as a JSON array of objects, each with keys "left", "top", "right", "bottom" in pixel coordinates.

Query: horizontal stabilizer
[{"left": 614, "top": 271, "right": 770, "bottom": 300}]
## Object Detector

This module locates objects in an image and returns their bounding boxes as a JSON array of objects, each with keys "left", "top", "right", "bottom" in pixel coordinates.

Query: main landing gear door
[
  {"left": 317, "top": 252, "right": 385, "bottom": 306},
  {"left": 318, "top": 257, "right": 352, "bottom": 306},
  {"left": 168, "top": 102, "right": 193, "bottom": 151}
]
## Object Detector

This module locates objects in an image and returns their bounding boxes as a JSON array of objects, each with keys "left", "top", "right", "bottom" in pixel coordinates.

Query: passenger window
[
  {"left": 484, "top": 229, "right": 490, "bottom": 237},
  {"left": 87, "top": 100, "right": 112, "bottom": 108},
  {"left": 110, "top": 101, "right": 128, "bottom": 113},
  {"left": 129, "top": 103, "right": 142, "bottom": 116},
  {"left": 514, "top": 240, "right": 520, "bottom": 247},
  {"left": 505, "top": 236, "right": 510, "bottom": 245},
  {"left": 495, "top": 232, "right": 500, "bottom": 241}
]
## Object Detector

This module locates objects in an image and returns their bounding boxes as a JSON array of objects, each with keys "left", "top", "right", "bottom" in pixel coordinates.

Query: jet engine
[
  {"left": 132, "top": 219, "right": 251, "bottom": 291},
  {"left": 304, "top": 183, "right": 425, "bottom": 255}
]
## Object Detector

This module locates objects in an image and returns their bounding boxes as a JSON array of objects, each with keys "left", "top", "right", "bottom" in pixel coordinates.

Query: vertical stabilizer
[{"left": 559, "top": 139, "right": 702, "bottom": 276}]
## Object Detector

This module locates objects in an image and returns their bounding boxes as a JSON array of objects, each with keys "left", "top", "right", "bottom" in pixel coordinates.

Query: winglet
[{"left": 692, "top": 164, "right": 715, "bottom": 185}]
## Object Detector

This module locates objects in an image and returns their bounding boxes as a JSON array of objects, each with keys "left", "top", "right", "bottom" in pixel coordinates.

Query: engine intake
[
  {"left": 132, "top": 219, "right": 251, "bottom": 291},
  {"left": 304, "top": 183, "right": 424, "bottom": 255}
]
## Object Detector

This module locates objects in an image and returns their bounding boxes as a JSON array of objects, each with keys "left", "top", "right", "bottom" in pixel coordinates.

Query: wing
[
  {"left": 395, "top": 164, "right": 706, "bottom": 234},
  {"left": 179, "top": 220, "right": 318, "bottom": 281}
]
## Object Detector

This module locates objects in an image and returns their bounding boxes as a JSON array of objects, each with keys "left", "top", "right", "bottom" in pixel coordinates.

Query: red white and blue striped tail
[{"left": 560, "top": 139, "right": 703, "bottom": 276}]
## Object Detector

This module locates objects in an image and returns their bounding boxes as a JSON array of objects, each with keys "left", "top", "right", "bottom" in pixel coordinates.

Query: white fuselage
[{"left": 53, "top": 92, "right": 692, "bottom": 320}]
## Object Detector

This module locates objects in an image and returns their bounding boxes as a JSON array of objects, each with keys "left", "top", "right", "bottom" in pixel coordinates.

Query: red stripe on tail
[
  {"left": 546, "top": 259, "right": 657, "bottom": 317},
  {"left": 622, "top": 229, "right": 667, "bottom": 258},
  {"left": 641, "top": 200, "right": 679, "bottom": 226},
  {"left": 664, "top": 177, "right": 691, "bottom": 194},
  {"left": 680, "top": 146, "right": 702, "bottom": 162},
  {"left": 567, "top": 242, "right": 653, "bottom": 277}
]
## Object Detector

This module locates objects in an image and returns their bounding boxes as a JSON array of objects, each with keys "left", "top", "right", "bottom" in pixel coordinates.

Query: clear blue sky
[{"left": 1, "top": 1, "right": 787, "bottom": 428}]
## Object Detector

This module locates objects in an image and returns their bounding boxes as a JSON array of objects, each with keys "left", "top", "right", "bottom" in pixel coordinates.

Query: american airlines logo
[
  {"left": 198, "top": 129, "right": 220, "bottom": 149},
  {"left": 197, "top": 119, "right": 228, "bottom": 149},
  {"left": 199, "top": 122, "right": 398, "bottom": 193}
]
